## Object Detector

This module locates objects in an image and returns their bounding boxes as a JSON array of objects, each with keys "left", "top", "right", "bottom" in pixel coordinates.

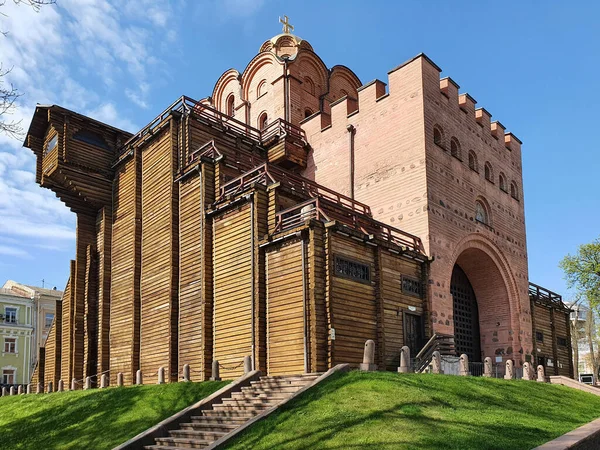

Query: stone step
[
  {"left": 193, "top": 410, "right": 257, "bottom": 419},
  {"left": 168, "top": 429, "right": 227, "bottom": 441},
  {"left": 240, "top": 385, "right": 301, "bottom": 394},
  {"left": 249, "top": 380, "right": 310, "bottom": 388},
  {"left": 179, "top": 422, "right": 239, "bottom": 432},
  {"left": 189, "top": 415, "right": 251, "bottom": 425},
  {"left": 153, "top": 437, "right": 212, "bottom": 448},
  {"left": 230, "top": 392, "right": 289, "bottom": 400},
  {"left": 145, "top": 446, "right": 193, "bottom": 450},
  {"left": 221, "top": 397, "right": 279, "bottom": 406},
  {"left": 212, "top": 403, "right": 272, "bottom": 412},
  {"left": 260, "top": 373, "right": 320, "bottom": 380}
]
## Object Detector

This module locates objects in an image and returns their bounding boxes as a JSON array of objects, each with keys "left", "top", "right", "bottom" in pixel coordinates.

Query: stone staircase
[{"left": 144, "top": 373, "right": 320, "bottom": 449}]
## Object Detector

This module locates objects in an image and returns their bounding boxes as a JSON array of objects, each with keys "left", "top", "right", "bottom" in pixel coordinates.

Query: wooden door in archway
[{"left": 451, "top": 264, "right": 482, "bottom": 362}]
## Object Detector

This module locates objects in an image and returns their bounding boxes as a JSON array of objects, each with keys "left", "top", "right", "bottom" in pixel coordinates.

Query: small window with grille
[
  {"left": 402, "top": 275, "right": 423, "bottom": 298},
  {"left": 334, "top": 255, "right": 370, "bottom": 284}
]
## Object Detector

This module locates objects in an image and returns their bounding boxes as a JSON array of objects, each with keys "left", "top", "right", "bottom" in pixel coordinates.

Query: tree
[
  {"left": 0, "top": 0, "right": 57, "bottom": 138},
  {"left": 560, "top": 238, "right": 600, "bottom": 307},
  {"left": 561, "top": 237, "right": 600, "bottom": 379}
]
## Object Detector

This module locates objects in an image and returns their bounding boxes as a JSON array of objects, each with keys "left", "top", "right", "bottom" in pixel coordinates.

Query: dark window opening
[
  {"left": 402, "top": 275, "right": 423, "bottom": 298},
  {"left": 433, "top": 127, "right": 443, "bottom": 148},
  {"left": 334, "top": 255, "right": 370, "bottom": 283},
  {"left": 484, "top": 162, "right": 493, "bottom": 183},
  {"left": 468, "top": 151, "right": 478, "bottom": 172},
  {"left": 73, "top": 130, "right": 110, "bottom": 150},
  {"left": 450, "top": 137, "right": 461, "bottom": 160},
  {"left": 536, "top": 331, "right": 544, "bottom": 342}
]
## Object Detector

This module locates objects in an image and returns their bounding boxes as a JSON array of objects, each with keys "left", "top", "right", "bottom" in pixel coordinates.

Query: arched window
[
  {"left": 475, "top": 199, "right": 490, "bottom": 225},
  {"left": 468, "top": 151, "right": 478, "bottom": 172},
  {"left": 484, "top": 162, "right": 493, "bottom": 183},
  {"left": 433, "top": 126, "right": 444, "bottom": 148},
  {"left": 499, "top": 173, "right": 507, "bottom": 192},
  {"left": 257, "top": 80, "right": 267, "bottom": 98},
  {"left": 450, "top": 137, "right": 461, "bottom": 160},
  {"left": 303, "top": 77, "right": 315, "bottom": 95},
  {"left": 304, "top": 108, "right": 314, "bottom": 118},
  {"left": 511, "top": 181, "right": 520, "bottom": 201},
  {"left": 226, "top": 94, "right": 235, "bottom": 117},
  {"left": 258, "top": 112, "right": 268, "bottom": 130}
]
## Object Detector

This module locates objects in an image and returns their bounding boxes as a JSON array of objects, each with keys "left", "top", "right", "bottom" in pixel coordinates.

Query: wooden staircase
[{"left": 144, "top": 373, "right": 320, "bottom": 449}]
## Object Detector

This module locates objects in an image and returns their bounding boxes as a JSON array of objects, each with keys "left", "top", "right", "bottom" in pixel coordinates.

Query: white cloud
[
  {"left": 0, "top": 245, "right": 31, "bottom": 259},
  {"left": 86, "top": 103, "right": 138, "bottom": 133},
  {"left": 0, "top": 0, "right": 182, "bottom": 257}
]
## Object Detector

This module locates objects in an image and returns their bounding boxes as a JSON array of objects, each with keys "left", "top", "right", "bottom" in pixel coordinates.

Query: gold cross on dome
[{"left": 279, "top": 15, "right": 294, "bottom": 34}]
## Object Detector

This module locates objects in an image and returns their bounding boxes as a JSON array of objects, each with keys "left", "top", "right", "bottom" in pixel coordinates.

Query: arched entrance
[
  {"left": 447, "top": 235, "right": 521, "bottom": 365},
  {"left": 451, "top": 264, "right": 481, "bottom": 362}
]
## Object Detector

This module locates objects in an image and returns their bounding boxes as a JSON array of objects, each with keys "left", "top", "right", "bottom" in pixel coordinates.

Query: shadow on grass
[
  {"left": 227, "top": 372, "right": 600, "bottom": 450},
  {"left": 0, "top": 380, "right": 228, "bottom": 450}
]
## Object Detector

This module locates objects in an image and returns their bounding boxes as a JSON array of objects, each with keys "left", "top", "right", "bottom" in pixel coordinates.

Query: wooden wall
[
  {"left": 266, "top": 239, "right": 306, "bottom": 375},
  {"left": 532, "top": 302, "right": 573, "bottom": 377},
  {"left": 328, "top": 234, "right": 377, "bottom": 367},
  {"left": 178, "top": 174, "right": 204, "bottom": 377},
  {"left": 380, "top": 249, "right": 424, "bottom": 370},
  {"left": 83, "top": 244, "right": 98, "bottom": 382},
  {"left": 44, "top": 300, "right": 63, "bottom": 388},
  {"left": 96, "top": 207, "right": 112, "bottom": 376},
  {"left": 140, "top": 126, "right": 179, "bottom": 382},
  {"left": 308, "top": 225, "right": 328, "bottom": 373},
  {"left": 61, "top": 261, "right": 75, "bottom": 385},
  {"left": 73, "top": 214, "right": 96, "bottom": 383},
  {"left": 110, "top": 154, "right": 141, "bottom": 385},
  {"left": 212, "top": 205, "right": 253, "bottom": 379}
]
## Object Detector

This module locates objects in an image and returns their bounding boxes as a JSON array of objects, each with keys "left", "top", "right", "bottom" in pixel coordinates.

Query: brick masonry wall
[
  {"left": 420, "top": 56, "right": 532, "bottom": 364},
  {"left": 208, "top": 38, "right": 534, "bottom": 365}
]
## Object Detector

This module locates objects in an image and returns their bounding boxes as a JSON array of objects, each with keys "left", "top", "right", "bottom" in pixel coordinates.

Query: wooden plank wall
[
  {"left": 266, "top": 240, "right": 305, "bottom": 376},
  {"left": 200, "top": 164, "right": 215, "bottom": 380},
  {"left": 96, "top": 207, "right": 112, "bottom": 376},
  {"left": 254, "top": 188, "right": 268, "bottom": 372},
  {"left": 213, "top": 205, "right": 253, "bottom": 379},
  {"left": 178, "top": 174, "right": 204, "bottom": 377},
  {"left": 83, "top": 244, "right": 98, "bottom": 381},
  {"left": 140, "top": 125, "right": 179, "bottom": 382},
  {"left": 328, "top": 234, "right": 377, "bottom": 367},
  {"left": 110, "top": 154, "right": 141, "bottom": 385},
  {"left": 44, "top": 299, "right": 63, "bottom": 388},
  {"left": 308, "top": 225, "right": 328, "bottom": 373},
  {"left": 554, "top": 309, "right": 573, "bottom": 377},
  {"left": 61, "top": 261, "right": 75, "bottom": 385},
  {"left": 72, "top": 214, "right": 96, "bottom": 384},
  {"left": 380, "top": 249, "right": 423, "bottom": 370}
]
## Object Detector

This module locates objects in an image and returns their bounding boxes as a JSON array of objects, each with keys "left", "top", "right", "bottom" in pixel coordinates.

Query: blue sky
[{"left": 0, "top": 1, "right": 598, "bottom": 298}]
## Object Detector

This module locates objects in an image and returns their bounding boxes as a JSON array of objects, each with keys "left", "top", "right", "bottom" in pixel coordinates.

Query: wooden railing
[
  {"left": 260, "top": 118, "right": 306, "bottom": 145},
  {"left": 414, "top": 333, "right": 455, "bottom": 373},
  {"left": 275, "top": 198, "right": 330, "bottom": 232},
  {"left": 117, "top": 96, "right": 306, "bottom": 162},
  {"left": 219, "top": 163, "right": 371, "bottom": 216},
  {"left": 529, "top": 282, "right": 569, "bottom": 310}
]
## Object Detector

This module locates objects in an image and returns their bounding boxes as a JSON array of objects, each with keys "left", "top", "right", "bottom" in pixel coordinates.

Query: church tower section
[{"left": 210, "top": 30, "right": 361, "bottom": 151}]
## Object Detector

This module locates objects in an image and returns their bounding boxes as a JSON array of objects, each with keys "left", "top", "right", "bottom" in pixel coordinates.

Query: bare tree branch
[{"left": 0, "top": 0, "right": 56, "bottom": 138}]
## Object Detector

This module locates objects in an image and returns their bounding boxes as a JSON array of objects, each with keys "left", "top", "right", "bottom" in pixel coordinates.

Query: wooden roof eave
[
  {"left": 24, "top": 104, "right": 133, "bottom": 148},
  {"left": 324, "top": 221, "right": 430, "bottom": 264}
]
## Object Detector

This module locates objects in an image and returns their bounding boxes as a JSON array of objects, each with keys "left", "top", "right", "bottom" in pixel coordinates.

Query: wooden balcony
[{"left": 260, "top": 119, "right": 309, "bottom": 170}]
